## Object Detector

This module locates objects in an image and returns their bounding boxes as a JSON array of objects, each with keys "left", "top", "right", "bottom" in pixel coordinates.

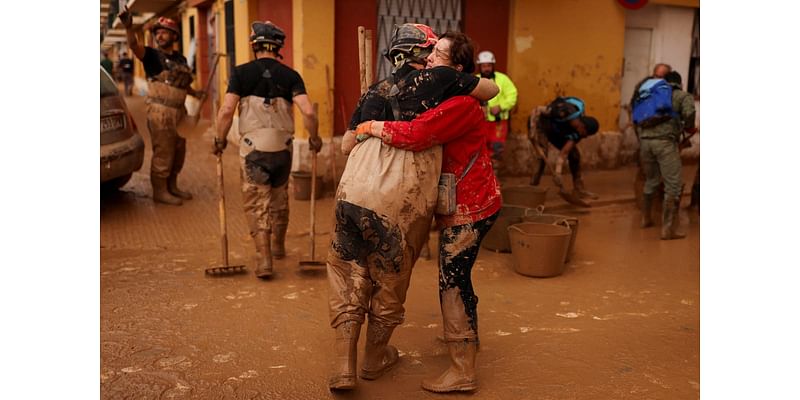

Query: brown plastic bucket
[
  {"left": 522, "top": 208, "right": 579, "bottom": 262},
  {"left": 481, "top": 205, "right": 528, "bottom": 252},
  {"left": 501, "top": 185, "right": 547, "bottom": 209},
  {"left": 507, "top": 221, "right": 571, "bottom": 278},
  {"left": 291, "top": 171, "right": 322, "bottom": 200}
]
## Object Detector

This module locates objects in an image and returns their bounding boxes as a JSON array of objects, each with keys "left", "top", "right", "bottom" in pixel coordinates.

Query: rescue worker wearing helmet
[
  {"left": 120, "top": 8, "right": 204, "bottom": 205},
  {"left": 475, "top": 50, "right": 518, "bottom": 170},
  {"left": 213, "top": 21, "right": 321, "bottom": 279},
  {"left": 327, "top": 24, "right": 498, "bottom": 391}
]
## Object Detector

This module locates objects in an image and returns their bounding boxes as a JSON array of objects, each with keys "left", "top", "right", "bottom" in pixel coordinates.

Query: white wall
[{"left": 625, "top": 4, "right": 695, "bottom": 90}]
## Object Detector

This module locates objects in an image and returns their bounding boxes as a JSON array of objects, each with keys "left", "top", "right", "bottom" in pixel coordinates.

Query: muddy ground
[{"left": 100, "top": 96, "right": 699, "bottom": 399}]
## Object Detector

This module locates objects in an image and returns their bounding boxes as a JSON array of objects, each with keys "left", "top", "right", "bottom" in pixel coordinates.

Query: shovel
[
  {"left": 186, "top": 53, "right": 222, "bottom": 127},
  {"left": 299, "top": 140, "right": 327, "bottom": 270},
  {"left": 531, "top": 139, "right": 591, "bottom": 208},
  {"left": 206, "top": 153, "right": 247, "bottom": 275}
]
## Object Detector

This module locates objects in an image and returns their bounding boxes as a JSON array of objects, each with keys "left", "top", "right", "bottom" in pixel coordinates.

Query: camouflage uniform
[
  {"left": 638, "top": 83, "right": 696, "bottom": 239},
  {"left": 638, "top": 85, "right": 696, "bottom": 198}
]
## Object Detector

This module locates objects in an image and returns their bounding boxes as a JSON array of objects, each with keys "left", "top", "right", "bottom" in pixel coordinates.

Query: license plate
[{"left": 101, "top": 114, "right": 126, "bottom": 133}]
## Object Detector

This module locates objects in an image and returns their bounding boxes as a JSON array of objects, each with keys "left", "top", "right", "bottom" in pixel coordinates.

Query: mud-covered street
[{"left": 100, "top": 96, "right": 699, "bottom": 399}]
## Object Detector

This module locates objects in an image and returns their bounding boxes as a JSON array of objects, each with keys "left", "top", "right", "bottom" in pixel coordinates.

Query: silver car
[{"left": 100, "top": 67, "right": 144, "bottom": 190}]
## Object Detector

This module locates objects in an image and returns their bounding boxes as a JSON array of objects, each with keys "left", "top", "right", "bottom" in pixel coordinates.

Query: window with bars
[{"left": 375, "top": 0, "right": 463, "bottom": 81}]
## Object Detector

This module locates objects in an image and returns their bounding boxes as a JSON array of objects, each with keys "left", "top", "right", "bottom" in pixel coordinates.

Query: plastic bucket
[
  {"left": 522, "top": 208, "right": 579, "bottom": 262},
  {"left": 507, "top": 221, "right": 571, "bottom": 278},
  {"left": 291, "top": 171, "right": 322, "bottom": 200},
  {"left": 481, "top": 205, "right": 528, "bottom": 252},
  {"left": 501, "top": 185, "right": 547, "bottom": 209}
]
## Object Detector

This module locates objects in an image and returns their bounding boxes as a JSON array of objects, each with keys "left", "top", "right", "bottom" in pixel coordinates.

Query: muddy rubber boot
[
  {"left": 151, "top": 176, "right": 183, "bottom": 206},
  {"left": 167, "top": 141, "right": 192, "bottom": 200},
  {"left": 271, "top": 224, "right": 287, "bottom": 260},
  {"left": 573, "top": 178, "right": 599, "bottom": 200},
  {"left": 359, "top": 322, "right": 399, "bottom": 380},
  {"left": 661, "top": 196, "right": 686, "bottom": 240},
  {"left": 421, "top": 341, "right": 478, "bottom": 393},
  {"left": 328, "top": 321, "right": 361, "bottom": 391},
  {"left": 640, "top": 192, "right": 655, "bottom": 228},
  {"left": 254, "top": 232, "right": 274, "bottom": 278}
]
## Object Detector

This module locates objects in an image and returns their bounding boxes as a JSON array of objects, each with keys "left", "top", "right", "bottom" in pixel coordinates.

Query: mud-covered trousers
[
  {"left": 239, "top": 149, "right": 291, "bottom": 238},
  {"left": 327, "top": 201, "right": 424, "bottom": 329},
  {"left": 437, "top": 212, "right": 499, "bottom": 343},
  {"left": 640, "top": 138, "right": 683, "bottom": 199},
  {"left": 147, "top": 103, "right": 187, "bottom": 179}
]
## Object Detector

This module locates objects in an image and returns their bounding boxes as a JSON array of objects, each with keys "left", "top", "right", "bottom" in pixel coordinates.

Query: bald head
[{"left": 653, "top": 63, "right": 672, "bottom": 78}]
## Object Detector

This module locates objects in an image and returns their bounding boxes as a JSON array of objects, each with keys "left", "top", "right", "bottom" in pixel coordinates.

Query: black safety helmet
[
  {"left": 251, "top": 21, "right": 286, "bottom": 56},
  {"left": 385, "top": 23, "right": 437, "bottom": 71}
]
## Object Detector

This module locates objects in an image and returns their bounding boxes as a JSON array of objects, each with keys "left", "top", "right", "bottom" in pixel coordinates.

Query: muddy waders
[{"left": 146, "top": 53, "right": 194, "bottom": 206}]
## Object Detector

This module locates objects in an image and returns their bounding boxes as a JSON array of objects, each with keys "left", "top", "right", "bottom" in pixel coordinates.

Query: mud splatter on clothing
[{"left": 437, "top": 213, "right": 498, "bottom": 341}]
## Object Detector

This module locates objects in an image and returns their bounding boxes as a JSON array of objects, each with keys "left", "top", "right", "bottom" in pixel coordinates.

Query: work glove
[
  {"left": 355, "top": 121, "right": 374, "bottom": 142},
  {"left": 212, "top": 137, "right": 227, "bottom": 156},
  {"left": 309, "top": 135, "right": 323, "bottom": 153},
  {"left": 119, "top": 6, "right": 133, "bottom": 29}
]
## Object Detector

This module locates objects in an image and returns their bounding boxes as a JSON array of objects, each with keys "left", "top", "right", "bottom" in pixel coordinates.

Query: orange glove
[{"left": 355, "top": 121, "right": 374, "bottom": 142}]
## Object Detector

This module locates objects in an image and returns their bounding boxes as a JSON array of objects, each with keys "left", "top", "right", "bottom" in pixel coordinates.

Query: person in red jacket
[{"left": 352, "top": 31, "right": 501, "bottom": 393}]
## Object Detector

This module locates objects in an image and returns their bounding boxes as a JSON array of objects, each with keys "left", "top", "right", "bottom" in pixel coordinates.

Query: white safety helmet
[{"left": 476, "top": 50, "right": 496, "bottom": 64}]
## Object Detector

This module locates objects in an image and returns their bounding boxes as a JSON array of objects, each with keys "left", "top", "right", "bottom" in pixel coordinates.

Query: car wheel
[{"left": 101, "top": 173, "right": 133, "bottom": 192}]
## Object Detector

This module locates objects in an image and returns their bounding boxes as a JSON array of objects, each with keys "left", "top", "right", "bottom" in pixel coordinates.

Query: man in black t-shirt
[
  {"left": 120, "top": 7, "right": 204, "bottom": 206},
  {"left": 213, "top": 21, "right": 320, "bottom": 279},
  {"left": 118, "top": 52, "right": 134, "bottom": 96}
]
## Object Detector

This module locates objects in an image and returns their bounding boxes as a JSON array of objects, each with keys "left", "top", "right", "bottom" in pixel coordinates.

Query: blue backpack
[{"left": 632, "top": 79, "right": 675, "bottom": 127}]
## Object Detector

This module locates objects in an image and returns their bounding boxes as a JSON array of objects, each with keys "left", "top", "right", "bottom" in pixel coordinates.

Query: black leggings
[{"left": 438, "top": 212, "right": 499, "bottom": 340}]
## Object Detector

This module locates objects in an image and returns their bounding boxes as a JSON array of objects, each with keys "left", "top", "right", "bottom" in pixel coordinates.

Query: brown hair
[{"left": 439, "top": 31, "right": 475, "bottom": 74}]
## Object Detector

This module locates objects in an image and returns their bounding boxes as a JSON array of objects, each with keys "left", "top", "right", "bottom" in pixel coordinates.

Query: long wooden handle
[
  {"left": 358, "top": 26, "right": 367, "bottom": 95},
  {"left": 217, "top": 153, "right": 229, "bottom": 267},
  {"left": 365, "top": 29, "right": 373, "bottom": 88},
  {"left": 310, "top": 141, "right": 318, "bottom": 260}
]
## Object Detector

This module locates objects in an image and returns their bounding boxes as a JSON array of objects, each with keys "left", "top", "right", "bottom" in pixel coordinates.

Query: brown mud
[{"left": 101, "top": 97, "right": 699, "bottom": 399}]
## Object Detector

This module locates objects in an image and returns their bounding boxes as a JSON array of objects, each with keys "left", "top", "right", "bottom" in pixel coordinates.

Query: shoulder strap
[
  {"left": 259, "top": 61, "right": 279, "bottom": 102},
  {"left": 387, "top": 75, "right": 401, "bottom": 121},
  {"left": 457, "top": 151, "right": 481, "bottom": 183}
]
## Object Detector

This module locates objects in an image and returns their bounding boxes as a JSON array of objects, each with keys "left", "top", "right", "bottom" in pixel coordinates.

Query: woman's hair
[{"left": 439, "top": 31, "right": 475, "bottom": 73}]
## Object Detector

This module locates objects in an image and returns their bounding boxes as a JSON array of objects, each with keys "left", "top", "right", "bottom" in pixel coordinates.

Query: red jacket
[{"left": 381, "top": 96, "right": 502, "bottom": 227}]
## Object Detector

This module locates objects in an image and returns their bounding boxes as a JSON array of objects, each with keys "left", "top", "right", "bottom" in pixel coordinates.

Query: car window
[{"left": 101, "top": 69, "right": 119, "bottom": 97}]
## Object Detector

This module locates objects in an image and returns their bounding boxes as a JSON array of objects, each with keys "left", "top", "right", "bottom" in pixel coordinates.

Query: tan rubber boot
[
  {"left": 151, "top": 176, "right": 183, "bottom": 206},
  {"left": 271, "top": 224, "right": 287, "bottom": 260},
  {"left": 640, "top": 192, "right": 655, "bottom": 228},
  {"left": 359, "top": 322, "right": 399, "bottom": 380},
  {"left": 328, "top": 321, "right": 361, "bottom": 391},
  {"left": 421, "top": 341, "right": 478, "bottom": 393},
  {"left": 254, "top": 232, "right": 273, "bottom": 278},
  {"left": 661, "top": 196, "right": 686, "bottom": 240}
]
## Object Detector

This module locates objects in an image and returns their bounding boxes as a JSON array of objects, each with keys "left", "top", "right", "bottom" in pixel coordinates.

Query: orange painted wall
[{"left": 507, "top": 0, "right": 626, "bottom": 133}]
